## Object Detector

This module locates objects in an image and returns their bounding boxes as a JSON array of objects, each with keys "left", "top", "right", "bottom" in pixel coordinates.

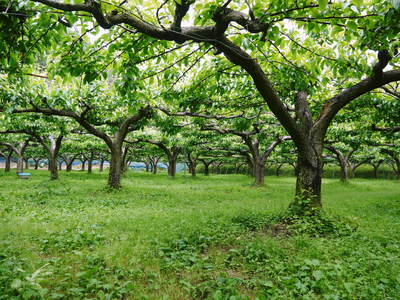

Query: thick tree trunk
[
  {"left": 16, "top": 154, "right": 24, "bottom": 174},
  {"left": 99, "top": 159, "right": 104, "bottom": 172},
  {"left": 81, "top": 160, "right": 86, "bottom": 171},
  {"left": 392, "top": 160, "right": 400, "bottom": 180},
  {"left": 168, "top": 157, "right": 177, "bottom": 177},
  {"left": 186, "top": 162, "right": 192, "bottom": 174},
  {"left": 66, "top": 162, "right": 73, "bottom": 172},
  {"left": 292, "top": 147, "right": 323, "bottom": 211},
  {"left": 253, "top": 161, "right": 265, "bottom": 186},
  {"left": 373, "top": 165, "right": 378, "bottom": 179},
  {"left": 153, "top": 162, "right": 158, "bottom": 174},
  {"left": 186, "top": 153, "right": 198, "bottom": 177},
  {"left": 5, "top": 151, "right": 12, "bottom": 172},
  {"left": 34, "top": 159, "right": 39, "bottom": 170},
  {"left": 145, "top": 161, "right": 150, "bottom": 172},
  {"left": 190, "top": 162, "right": 197, "bottom": 177},
  {"left": 87, "top": 159, "right": 93, "bottom": 174},
  {"left": 204, "top": 163, "right": 209, "bottom": 176},
  {"left": 48, "top": 155, "right": 58, "bottom": 180},
  {"left": 25, "top": 159, "right": 29, "bottom": 169},
  {"left": 108, "top": 147, "right": 122, "bottom": 189},
  {"left": 338, "top": 156, "right": 349, "bottom": 182}
]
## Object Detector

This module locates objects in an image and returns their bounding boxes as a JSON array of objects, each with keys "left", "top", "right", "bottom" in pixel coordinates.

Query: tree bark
[
  {"left": 5, "top": 151, "right": 12, "bottom": 172},
  {"left": 187, "top": 153, "right": 198, "bottom": 177},
  {"left": 153, "top": 161, "right": 158, "bottom": 174},
  {"left": 99, "top": 159, "right": 104, "bottom": 172},
  {"left": 338, "top": 156, "right": 349, "bottom": 182},
  {"left": 253, "top": 160, "right": 265, "bottom": 186},
  {"left": 108, "top": 146, "right": 122, "bottom": 189},
  {"left": 81, "top": 160, "right": 86, "bottom": 171},
  {"left": 276, "top": 163, "right": 284, "bottom": 177},
  {"left": 198, "top": 159, "right": 213, "bottom": 176},
  {"left": 16, "top": 154, "right": 24, "bottom": 174},
  {"left": 292, "top": 146, "right": 323, "bottom": 211},
  {"left": 190, "top": 162, "right": 197, "bottom": 177},
  {"left": 370, "top": 160, "right": 383, "bottom": 179},
  {"left": 290, "top": 92, "right": 323, "bottom": 211},
  {"left": 25, "top": 159, "right": 29, "bottom": 169},
  {"left": 168, "top": 157, "right": 177, "bottom": 177},
  {"left": 48, "top": 154, "right": 58, "bottom": 180},
  {"left": 34, "top": 159, "right": 40, "bottom": 170},
  {"left": 87, "top": 151, "right": 94, "bottom": 174}
]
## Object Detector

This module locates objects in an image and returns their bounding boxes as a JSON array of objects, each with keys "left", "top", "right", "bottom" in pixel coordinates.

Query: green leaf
[{"left": 319, "top": 0, "right": 329, "bottom": 9}]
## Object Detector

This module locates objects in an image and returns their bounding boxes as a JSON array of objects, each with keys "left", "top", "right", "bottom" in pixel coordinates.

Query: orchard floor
[{"left": 0, "top": 170, "right": 399, "bottom": 299}]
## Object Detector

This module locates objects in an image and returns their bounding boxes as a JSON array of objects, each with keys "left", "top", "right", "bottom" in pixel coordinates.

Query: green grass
[{"left": 0, "top": 170, "right": 399, "bottom": 299}]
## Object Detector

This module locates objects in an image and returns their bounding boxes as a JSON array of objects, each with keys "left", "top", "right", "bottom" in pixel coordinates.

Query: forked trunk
[
  {"left": 66, "top": 163, "right": 73, "bottom": 172},
  {"left": 276, "top": 163, "right": 284, "bottom": 177},
  {"left": 108, "top": 147, "right": 122, "bottom": 189}
]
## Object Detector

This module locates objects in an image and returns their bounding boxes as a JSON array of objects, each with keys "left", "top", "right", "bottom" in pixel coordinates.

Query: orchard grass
[{"left": 0, "top": 170, "right": 399, "bottom": 299}]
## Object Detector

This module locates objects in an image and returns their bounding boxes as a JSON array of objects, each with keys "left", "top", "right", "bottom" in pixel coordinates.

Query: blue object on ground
[{"left": 17, "top": 173, "right": 31, "bottom": 179}]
